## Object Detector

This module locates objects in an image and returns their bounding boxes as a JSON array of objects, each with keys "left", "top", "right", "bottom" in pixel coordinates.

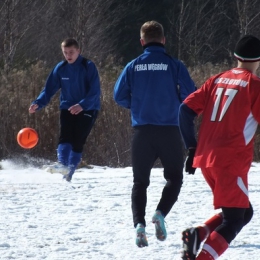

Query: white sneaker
[{"left": 44, "top": 162, "right": 69, "bottom": 175}]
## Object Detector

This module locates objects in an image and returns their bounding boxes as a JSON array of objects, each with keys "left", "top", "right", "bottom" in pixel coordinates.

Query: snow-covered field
[{"left": 1, "top": 159, "right": 260, "bottom": 259}]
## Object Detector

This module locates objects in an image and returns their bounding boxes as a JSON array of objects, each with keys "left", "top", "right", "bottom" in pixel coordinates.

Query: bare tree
[
  {"left": 168, "top": 0, "right": 234, "bottom": 65},
  {"left": 49, "top": 0, "right": 137, "bottom": 65},
  {"left": 235, "top": 0, "right": 260, "bottom": 35},
  {"left": 0, "top": 0, "right": 50, "bottom": 73}
]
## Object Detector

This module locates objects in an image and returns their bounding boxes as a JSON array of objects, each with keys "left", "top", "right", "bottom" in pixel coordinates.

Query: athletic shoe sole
[
  {"left": 136, "top": 232, "right": 148, "bottom": 248},
  {"left": 181, "top": 228, "right": 200, "bottom": 260},
  {"left": 152, "top": 218, "right": 167, "bottom": 241}
]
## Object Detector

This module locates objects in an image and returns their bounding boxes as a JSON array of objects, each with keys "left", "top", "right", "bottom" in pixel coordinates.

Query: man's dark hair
[
  {"left": 140, "top": 21, "right": 164, "bottom": 43},
  {"left": 61, "top": 38, "right": 79, "bottom": 49}
]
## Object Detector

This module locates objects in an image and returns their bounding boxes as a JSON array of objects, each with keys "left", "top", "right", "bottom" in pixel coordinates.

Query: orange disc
[{"left": 17, "top": 128, "right": 39, "bottom": 149}]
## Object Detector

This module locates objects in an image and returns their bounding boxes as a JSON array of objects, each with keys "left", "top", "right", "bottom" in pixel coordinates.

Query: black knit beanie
[{"left": 234, "top": 35, "right": 260, "bottom": 62}]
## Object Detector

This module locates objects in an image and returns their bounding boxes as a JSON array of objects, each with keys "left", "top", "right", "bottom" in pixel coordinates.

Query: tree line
[{"left": 1, "top": 0, "right": 260, "bottom": 167}]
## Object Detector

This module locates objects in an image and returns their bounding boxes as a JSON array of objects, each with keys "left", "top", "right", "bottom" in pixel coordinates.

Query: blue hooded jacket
[
  {"left": 33, "top": 55, "right": 101, "bottom": 111},
  {"left": 114, "top": 43, "right": 195, "bottom": 126}
]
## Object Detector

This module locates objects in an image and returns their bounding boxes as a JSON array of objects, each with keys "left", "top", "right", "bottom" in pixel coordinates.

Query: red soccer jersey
[{"left": 184, "top": 68, "right": 260, "bottom": 175}]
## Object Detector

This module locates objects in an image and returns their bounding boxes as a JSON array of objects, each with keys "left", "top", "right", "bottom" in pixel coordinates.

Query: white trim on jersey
[
  {"left": 237, "top": 177, "right": 248, "bottom": 197},
  {"left": 243, "top": 112, "right": 258, "bottom": 145}
]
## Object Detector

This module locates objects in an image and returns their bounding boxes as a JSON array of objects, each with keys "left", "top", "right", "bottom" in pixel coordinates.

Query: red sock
[
  {"left": 198, "top": 213, "right": 223, "bottom": 241},
  {"left": 196, "top": 231, "right": 229, "bottom": 260}
]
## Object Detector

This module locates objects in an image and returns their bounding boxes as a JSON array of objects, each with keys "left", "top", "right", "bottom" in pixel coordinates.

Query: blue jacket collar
[
  {"left": 143, "top": 42, "right": 165, "bottom": 51},
  {"left": 69, "top": 55, "right": 83, "bottom": 66}
]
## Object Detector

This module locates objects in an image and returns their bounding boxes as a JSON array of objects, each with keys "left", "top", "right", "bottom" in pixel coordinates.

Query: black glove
[{"left": 185, "top": 148, "right": 196, "bottom": 174}]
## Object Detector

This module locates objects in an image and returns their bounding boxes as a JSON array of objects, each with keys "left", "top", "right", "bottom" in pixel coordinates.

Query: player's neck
[{"left": 237, "top": 61, "right": 259, "bottom": 74}]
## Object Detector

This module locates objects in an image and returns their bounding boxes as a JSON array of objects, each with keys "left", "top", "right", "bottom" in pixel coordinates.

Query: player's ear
[
  {"left": 161, "top": 37, "right": 166, "bottom": 45},
  {"left": 140, "top": 38, "right": 146, "bottom": 46}
]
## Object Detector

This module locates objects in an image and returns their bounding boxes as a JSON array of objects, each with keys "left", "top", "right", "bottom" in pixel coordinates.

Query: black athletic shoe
[{"left": 181, "top": 227, "right": 201, "bottom": 260}]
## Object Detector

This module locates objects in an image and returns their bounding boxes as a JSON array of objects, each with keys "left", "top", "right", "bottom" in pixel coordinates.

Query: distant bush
[{"left": 0, "top": 61, "right": 260, "bottom": 166}]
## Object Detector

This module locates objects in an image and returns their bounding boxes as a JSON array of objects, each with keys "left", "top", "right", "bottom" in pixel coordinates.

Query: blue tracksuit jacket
[
  {"left": 113, "top": 43, "right": 195, "bottom": 126},
  {"left": 33, "top": 55, "right": 101, "bottom": 111}
]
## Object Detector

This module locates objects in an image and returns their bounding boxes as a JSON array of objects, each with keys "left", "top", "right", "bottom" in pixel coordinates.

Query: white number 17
[{"left": 211, "top": 88, "right": 238, "bottom": 121}]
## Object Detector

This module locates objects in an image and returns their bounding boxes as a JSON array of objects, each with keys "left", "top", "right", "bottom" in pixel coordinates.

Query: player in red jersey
[{"left": 179, "top": 35, "right": 260, "bottom": 259}]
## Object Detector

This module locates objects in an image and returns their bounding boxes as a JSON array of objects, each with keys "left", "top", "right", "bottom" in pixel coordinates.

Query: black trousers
[
  {"left": 131, "top": 125, "right": 184, "bottom": 227},
  {"left": 59, "top": 109, "right": 98, "bottom": 153},
  {"left": 216, "top": 202, "right": 253, "bottom": 244}
]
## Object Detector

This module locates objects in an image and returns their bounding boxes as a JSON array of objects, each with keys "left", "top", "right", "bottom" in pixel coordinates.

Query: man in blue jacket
[
  {"left": 114, "top": 21, "right": 195, "bottom": 247},
  {"left": 29, "top": 38, "right": 101, "bottom": 182}
]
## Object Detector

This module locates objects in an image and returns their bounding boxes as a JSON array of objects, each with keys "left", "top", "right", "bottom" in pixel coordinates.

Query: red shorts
[{"left": 201, "top": 167, "right": 249, "bottom": 209}]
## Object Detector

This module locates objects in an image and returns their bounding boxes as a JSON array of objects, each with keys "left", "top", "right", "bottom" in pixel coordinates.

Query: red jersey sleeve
[{"left": 183, "top": 76, "right": 214, "bottom": 115}]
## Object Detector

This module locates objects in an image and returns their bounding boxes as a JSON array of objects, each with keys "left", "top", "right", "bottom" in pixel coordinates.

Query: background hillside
[{"left": 1, "top": 0, "right": 260, "bottom": 166}]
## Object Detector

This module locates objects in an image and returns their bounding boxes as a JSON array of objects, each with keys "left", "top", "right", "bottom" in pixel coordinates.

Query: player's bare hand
[
  {"left": 29, "top": 104, "right": 39, "bottom": 114},
  {"left": 68, "top": 104, "right": 83, "bottom": 115}
]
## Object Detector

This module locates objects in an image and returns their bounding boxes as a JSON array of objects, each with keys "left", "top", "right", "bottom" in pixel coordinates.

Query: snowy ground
[{"left": 0, "top": 159, "right": 260, "bottom": 259}]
